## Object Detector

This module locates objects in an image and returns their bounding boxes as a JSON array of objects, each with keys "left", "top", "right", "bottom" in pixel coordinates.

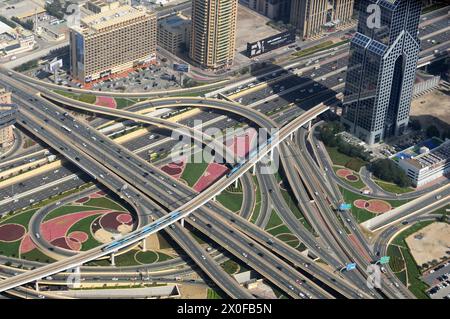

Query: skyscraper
[
  {"left": 341, "top": 0, "right": 422, "bottom": 145},
  {"left": 69, "top": 4, "right": 157, "bottom": 83},
  {"left": 246, "top": 0, "right": 291, "bottom": 22},
  {"left": 290, "top": 0, "right": 354, "bottom": 39},
  {"left": 0, "top": 88, "right": 15, "bottom": 150},
  {"left": 190, "top": 0, "right": 238, "bottom": 69}
]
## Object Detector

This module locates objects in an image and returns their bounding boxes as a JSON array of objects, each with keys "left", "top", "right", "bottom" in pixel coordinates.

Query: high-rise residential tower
[
  {"left": 189, "top": 0, "right": 238, "bottom": 69},
  {"left": 0, "top": 88, "right": 15, "bottom": 150},
  {"left": 341, "top": 0, "right": 422, "bottom": 145},
  {"left": 69, "top": 4, "right": 157, "bottom": 83},
  {"left": 290, "top": 0, "right": 354, "bottom": 39},
  {"left": 246, "top": 0, "right": 291, "bottom": 22}
]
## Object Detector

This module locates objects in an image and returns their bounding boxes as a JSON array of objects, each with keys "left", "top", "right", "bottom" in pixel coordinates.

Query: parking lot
[
  {"left": 28, "top": 54, "right": 183, "bottom": 92},
  {"left": 424, "top": 263, "right": 450, "bottom": 299}
]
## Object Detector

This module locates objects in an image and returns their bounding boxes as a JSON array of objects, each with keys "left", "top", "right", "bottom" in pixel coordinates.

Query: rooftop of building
[
  {"left": 86, "top": 0, "right": 122, "bottom": 12},
  {"left": 160, "top": 14, "right": 190, "bottom": 28},
  {"left": 0, "top": 21, "right": 15, "bottom": 36},
  {"left": 402, "top": 139, "right": 450, "bottom": 170},
  {"left": 74, "top": 4, "right": 153, "bottom": 34},
  {"left": 393, "top": 137, "right": 443, "bottom": 161}
]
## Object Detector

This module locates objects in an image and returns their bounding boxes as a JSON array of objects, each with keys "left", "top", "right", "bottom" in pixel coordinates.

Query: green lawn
[
  {"left": 250, "top": 176, "right": 262, "bottom": 223},
  {"left": 21, "top": 249, "right": 55, "bottom": 263},
  {"left": 79, "top": 93, "right": 97, "bottom": 104},
  {"left": 221, "top": 259, "right": 240, "bottom": 275},
  {"left": 207, "top": 288, "right": 223, "bottom": 299},
  {"left": 374, "top": 180, "right": 415, "bottom": 194},
  {"left": 44, "top": 205, "right": 102, "bottom": 222},
  {"left": 84, "top": 197, "right": 126, "bottom": 211},
  {"left": 325, "top": 146, "right": 368, "bottom": 171},
  {"left": 54, "top": 90, "right": 139, "bottom": 108},
  {"left": 431, "top": 205, "right": 449, "bottom": 219},
  {"left": 396, "top": 270, "right": 408, "bottom": 286},
  {"left": 180, "top": 158, "right": 209, "bottom": 187},
  {"left": 387, "top": 245, "right": 405, "bottom": 273},
  {"left": 54, "top": 90, "right": 96, "bottom": 104},
  {"left": 0, "top": 209, "right": 37, "bottom": 258},
  {"left": 388, "top": 221, "right": 435, "bottom": 299},
  {"left": 265, "top": 210, "right": 283, "bottom": 230},
  {"left": 67, "top": 214, "right": 103, "bottom": 251},
  {"left": 280, "top": 189, "right": 314, "bottom": 233},
  {"left": 135, "top": 251, "right": 158, "bottom": 264},
  {"left": 276, "top": 233, "right": 300, "bottom": 249},
  {"left": 135, "top": 251, "right": 173, "bottom": 264},
  {"left": 267, "top": 224, "right": 291, "bottom": 237},
  {"left": 0, "top": 208, "right": 37, "bottom": 227},
  {"left": 114, "top": 250, "right": 141, "bottom": 267},
  {"left": 332, "top": 166, "right": 367, "bottom": 190},
  {"left": 115, "top": 98, "right": 138, "bottom": 109},
  {"left": 0, "top": 239, "right": 22, "bottom": 259},
  {"left": 217, "top": 190, "right": 243, "bottom": 213},
  {"left": 292, "top": 40, "right": 349, "bottom": 58},
  {"left": 339, "top": 187, "right": 408, "bottom": 223}
]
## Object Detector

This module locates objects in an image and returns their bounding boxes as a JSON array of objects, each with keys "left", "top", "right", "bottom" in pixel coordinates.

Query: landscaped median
[
  {"left": 373, "top": 179, "right": 415, "bottom": 194},
  {"left": 339, "top": 187, "right": 409, "bottom": 223},
  {"left": 53, "top": 90, "right": 140, "bottom": 109},
  {"left": 264, "top": 210, "right": 306, "bottom": 252},
  {"left": 333, "top": 166, "right": 366, "bottom": 190},
  {"left": 292, "top": 40, "right": 349, "bottom": 58}
]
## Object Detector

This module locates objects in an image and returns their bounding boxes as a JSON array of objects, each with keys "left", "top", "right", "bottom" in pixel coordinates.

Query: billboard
[
  {"left": 247, "top": 30, "right": 296, "bottom": 58},
  {"left": 173, "top": 63, "right": 189, "bottom": 73}
]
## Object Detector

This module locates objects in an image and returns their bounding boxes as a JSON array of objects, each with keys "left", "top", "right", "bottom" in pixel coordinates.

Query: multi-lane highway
[
  {"left": 0, "top": 70, "right": 340, "bottom": 300},
  {"left": 0, "top": 6, "right": 449, "bottom": 299}
]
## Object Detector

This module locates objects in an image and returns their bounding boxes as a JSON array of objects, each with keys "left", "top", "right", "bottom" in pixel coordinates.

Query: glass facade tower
[{"left": 341, "top": 0, "right": 422, "bottom": 145}]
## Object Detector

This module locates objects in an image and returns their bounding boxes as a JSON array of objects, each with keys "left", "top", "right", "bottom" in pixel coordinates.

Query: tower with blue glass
[{"left": 341, "top": 0, "right": 422, "bottom": 145}]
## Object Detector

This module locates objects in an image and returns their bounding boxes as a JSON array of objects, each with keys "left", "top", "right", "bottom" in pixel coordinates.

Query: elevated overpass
[
  {"left": 362, "top": 185, "right": 450, "bottom": 232},
  {"left": 0, "top": 105, "right": 17, "bottom": 130},
  {"left": 0, "top": 98, "right": 329, "bottom": 294}
]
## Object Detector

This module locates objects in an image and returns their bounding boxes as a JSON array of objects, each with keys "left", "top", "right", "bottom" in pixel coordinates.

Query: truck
[{"left": 47, "top": 155, "right": 57, "bottom": 162}]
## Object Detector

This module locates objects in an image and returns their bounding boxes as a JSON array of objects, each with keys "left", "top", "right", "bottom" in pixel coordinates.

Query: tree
[
  {"left": 45, "top": 0, "right": 65, "bottom": 20},
  {"left": 369, "top": 159, "right": 411, "bottom": 188},
  {"left": 317, "top": 121, "right": 344, "bottom": 147},
  {"left": 0, "top": 15, "right": 17, "bottom": 28},
  {"left": 11, "top": 16, "right": 34, "bottom": 31},
  {"left": 239, "top": 66, "right": 249, "bottom": 75},
  {"left": 426, "top": 125, "right": 440, "bottom": 138}
]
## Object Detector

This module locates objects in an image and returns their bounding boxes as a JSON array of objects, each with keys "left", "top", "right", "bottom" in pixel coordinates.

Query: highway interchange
[{"left": 0, "top": 7, "right": 449, "bottom": 299}]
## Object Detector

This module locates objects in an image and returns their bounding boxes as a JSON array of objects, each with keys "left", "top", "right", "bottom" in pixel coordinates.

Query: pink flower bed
[
  {"left": 160, "top": 157, "right": 186, "bottom": 180},
  {"left": 193, "top": 163, "right": 228, "bottom": 192},
  {"left": 95, "top": 96, "right": 117, "bottom": 109}
]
